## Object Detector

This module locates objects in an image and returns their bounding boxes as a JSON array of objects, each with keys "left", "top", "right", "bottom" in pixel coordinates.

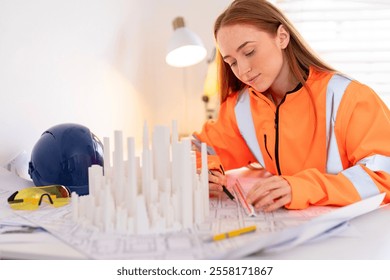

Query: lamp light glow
[{"left": 166, "top": 17, "right": 207, "bottom": 67}]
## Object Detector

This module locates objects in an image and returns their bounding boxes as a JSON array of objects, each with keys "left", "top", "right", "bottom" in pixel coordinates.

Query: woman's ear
[{"left": 277, "top": 24, "right": 290, "bottom": 49}]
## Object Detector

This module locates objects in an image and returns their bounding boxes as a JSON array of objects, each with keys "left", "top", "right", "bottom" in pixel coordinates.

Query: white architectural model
[{"left": 71, "top": 121, "right": 209, "bottom": 235}]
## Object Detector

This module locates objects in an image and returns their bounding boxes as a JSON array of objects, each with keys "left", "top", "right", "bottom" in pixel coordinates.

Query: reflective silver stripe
[
  {"left": 342, "top": 165, "right": 380, "bottom": 199},
  {"left": 357, "top": 154, "right": 390, "bottom": 173},
  {"left": 326, "top": 74, "right": 352, "bottom": 174},
  {"left": 235, "top": 88, "right": 265, "bottom": 167},
  {"left": 326, "top": 76, "right": 381, "bottom": 197}
]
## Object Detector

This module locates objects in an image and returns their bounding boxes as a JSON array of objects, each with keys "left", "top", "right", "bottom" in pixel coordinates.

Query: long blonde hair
[{"left": 214, "top": 0, "right": 335, "bottom": 103}]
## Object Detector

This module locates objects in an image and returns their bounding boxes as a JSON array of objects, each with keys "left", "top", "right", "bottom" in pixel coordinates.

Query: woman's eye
[
  {"left": 245, "top": 50, "right": 255, "bottom": 57},
  {"left": 226, "top": 60, "right": 236, "bottom": 67}
]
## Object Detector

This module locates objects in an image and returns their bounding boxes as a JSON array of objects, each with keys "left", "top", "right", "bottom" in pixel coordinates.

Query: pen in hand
[
  {"left": 219, "top": 164, "right": 235, "bottom": 201},
  {"left": 222, "top": 185, "right": 235, "bottom": 201},
  {"left": 208, "top": 169, "right": 235, "bottom": 201}
]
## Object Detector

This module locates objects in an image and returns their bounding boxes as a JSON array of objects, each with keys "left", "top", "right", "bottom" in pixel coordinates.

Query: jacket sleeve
[
  {"left": 284, "top": 81, "right": 390, "bottom": 209},
  {"left": 192, "top": 94, "right": 257, "bottom": 171}
]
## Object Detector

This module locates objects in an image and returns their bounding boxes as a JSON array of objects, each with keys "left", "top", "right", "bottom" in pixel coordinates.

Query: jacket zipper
[
  {"left": 263, "top": 134, "right": 273, "bottom": 160},
  {"left": 274, "top": 95, "right": 287, "bottom": 175},
  {"left": 273, "top": 82, "right": 303, "bottom": 175}
]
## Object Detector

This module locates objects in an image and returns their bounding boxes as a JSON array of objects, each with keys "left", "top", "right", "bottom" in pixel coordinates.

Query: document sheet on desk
[{"left": 0, "top": 167, "right": 385, "bottom": 259}]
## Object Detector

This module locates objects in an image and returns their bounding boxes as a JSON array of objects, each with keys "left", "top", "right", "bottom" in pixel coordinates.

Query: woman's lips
[{"left": 246, "top": 74, "right": 260, "bottom": 84}]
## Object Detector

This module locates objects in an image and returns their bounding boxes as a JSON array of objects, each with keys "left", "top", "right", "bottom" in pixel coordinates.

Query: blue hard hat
[{"left": 28, "top": 123, "right": 104, "bottom": 195}]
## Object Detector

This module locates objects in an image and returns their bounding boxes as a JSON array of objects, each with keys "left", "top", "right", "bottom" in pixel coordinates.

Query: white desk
[
  {"left": 251, "top": 203, "right": 390, "bottom": 260},
  {"left": 0, "top": 240, "right": 87, "bottom": 260},
  {"left": 1, "top": 166, "right": 389, "bottom": 260},
  {"left": 1, "top": 204, "right": 389, "bottom": 260}
]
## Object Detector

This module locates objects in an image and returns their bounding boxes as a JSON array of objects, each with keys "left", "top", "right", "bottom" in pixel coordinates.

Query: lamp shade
[{"left": 166, "top": 17, "right": 207, "bottom": 67}]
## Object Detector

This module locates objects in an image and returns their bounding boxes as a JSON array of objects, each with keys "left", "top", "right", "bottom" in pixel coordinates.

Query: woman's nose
[{"left": 238, "top": 61, "right": 251, "bottom": 77}]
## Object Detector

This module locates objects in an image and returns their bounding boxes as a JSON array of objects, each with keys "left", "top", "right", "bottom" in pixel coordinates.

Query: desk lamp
[{"left": 165, "top": 16, "right": 207, "bottom": 67}]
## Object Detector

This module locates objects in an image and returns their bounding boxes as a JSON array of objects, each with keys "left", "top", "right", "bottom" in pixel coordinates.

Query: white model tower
[{"left": 71, "top": 121, "right": 209, "bottom": 235}]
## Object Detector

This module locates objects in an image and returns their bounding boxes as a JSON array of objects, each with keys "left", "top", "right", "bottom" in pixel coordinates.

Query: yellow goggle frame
[{"left": 7, "top": 185, "right": 71, "bottom": 210}]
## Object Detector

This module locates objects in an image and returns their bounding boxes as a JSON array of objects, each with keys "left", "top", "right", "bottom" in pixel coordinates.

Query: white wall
[
  {"left": 0, "top": 0, "right": 231, "bottom": 167},
  {"left": 2, "top": 0, "right": 388, "bottom": 174},
  {"left": 136, "top": 0, "right": 231, "bottom": 136}
]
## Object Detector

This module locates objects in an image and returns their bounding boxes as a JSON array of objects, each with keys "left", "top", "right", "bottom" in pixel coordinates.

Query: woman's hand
[
  {"left": 208, "top": 170, "right": 227, "bottom": 197},
  {"left": 246, "top": 176, "right": 292, "bottom": 212}
]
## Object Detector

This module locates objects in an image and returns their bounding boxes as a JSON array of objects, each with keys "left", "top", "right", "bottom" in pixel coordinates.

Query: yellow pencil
[{"left": 209, "top": 225, "right": 257, "bottom": 242}]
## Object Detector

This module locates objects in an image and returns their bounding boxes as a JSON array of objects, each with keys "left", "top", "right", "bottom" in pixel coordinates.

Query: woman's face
[{"left": 216, "top": 23, "right": 290, "bottom": 93}]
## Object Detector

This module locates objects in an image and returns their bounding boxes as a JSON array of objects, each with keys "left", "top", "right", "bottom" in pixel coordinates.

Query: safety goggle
[{"left": 7, "top": 185, "right": 71, "bottom": 210}]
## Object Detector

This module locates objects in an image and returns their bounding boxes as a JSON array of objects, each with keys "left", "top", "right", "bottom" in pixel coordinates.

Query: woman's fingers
[
  {"left": 246, "top": 176, "right": 292, "bottom": 211},
  {"left": 208, "top": 170, "right": 226, "bottom": 192}
]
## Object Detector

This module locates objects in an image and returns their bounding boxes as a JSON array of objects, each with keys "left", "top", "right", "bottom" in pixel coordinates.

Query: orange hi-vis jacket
[{"left": 193, "top": 67, "right": 390, "bottom": 209}]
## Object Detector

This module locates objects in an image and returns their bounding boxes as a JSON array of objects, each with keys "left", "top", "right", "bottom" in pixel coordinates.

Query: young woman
[{"left": 193, "top": 0, "right": 390, "bottom": 211}]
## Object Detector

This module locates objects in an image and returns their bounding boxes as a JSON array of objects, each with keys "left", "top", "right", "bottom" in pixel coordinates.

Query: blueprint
[
  {"left": 0, "top": 188, "right": 333, "bottom": 259},
  {"left": 0, "top": 166, "right": 384, "bottom": 259}
]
